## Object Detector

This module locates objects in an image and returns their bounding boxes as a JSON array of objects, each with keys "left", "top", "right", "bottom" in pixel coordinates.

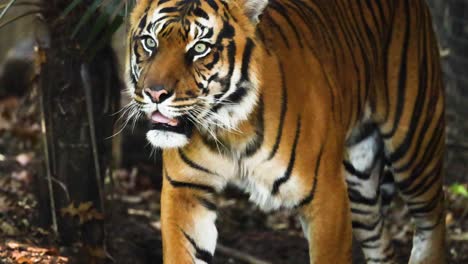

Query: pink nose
[{"left": 144, "top": 88, "right": 169, "bottom": 103}]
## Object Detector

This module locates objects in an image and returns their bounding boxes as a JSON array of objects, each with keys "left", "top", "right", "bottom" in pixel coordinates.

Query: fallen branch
[
  {"left": 37, "top": 45, "right": 58, "bottom": 236},
  {"left": 151, "top": 224, "right": 271, "bottom": 264},
  {"left": 216, "top": 244, "right": 272, "bottom": 264},
  {"left": 450, "top": 233, "right": 468, "bottom": 241},
  {"left": 446, "top": 142, "right": 468, "bottom": 151}
]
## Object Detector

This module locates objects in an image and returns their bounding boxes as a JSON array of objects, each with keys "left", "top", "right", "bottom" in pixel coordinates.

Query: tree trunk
[
  {"left": 426, "top": 0, "right": 468, "bottom": 183},
  {"left": 35, "top": 1, "right": 121, "bottom": 261}
]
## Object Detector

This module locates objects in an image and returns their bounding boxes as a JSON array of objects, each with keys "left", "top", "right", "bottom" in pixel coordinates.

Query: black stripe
[
  {"left": 417, "top": 210, "right": 444, "bottom": 231},
  {"left": 390, "top": 21, "right": 434, "bottom": 171},
  {"left": 267, "top": 63, "right": 288, "bottom": 160},
  {"left": 295, "top": 144, "right": 324, "bottom": 208},
  {"left": 272, "top": 116, "right": 301, "bottom": 195},
  {"left": 212, "top": 40, "right": 236, "bottom": 112},
  {"left": 138, "top": 13, "right": 148, "bottom": 30},
  {"left": 270, "top": 1, "right": 304, "bottom": 48},
  {"left": 244, "top": 96, "right": 265, "bottom": 157},
  {"left": 205, "top": 51, "right": 220, "bottom": 70},
  {"left": 343, "top": 161, "right": 371, "bottom": 180},
  {"left": 382, "top": 0, "right": 411, "bottom": 139},
  {"left": 348, "top": 187, "right": 380, "bottom": 207},
  {"left": 352, "top": 217, "right": 382, "bottom": 231},
  {"left": 194, "top": 8, "right": 209, "bottom": 20},
  {"left": 359, "top": 217, "right": 385, "bottom": 245},
  {"left": 225, "top": 86, "right": 247, "bottom": 104},
  {"left": 386, "top": 38, "right": 429, "bottom": 164},
  {"left": 159, "top": 7, "right": 178, "bottom": 14},
  {"left": 179, "top": 149, "right": 217, "bottom": 175},
  {"left": 395, "top": 114, "right": 444, "bottom": 191},
  {"left": 166, "top": 172, "right": 216, "bottom": 194},
  {"left": 206, "top": 0, "right": 219, "bottom": 11},
  {"left": 366, "top": 251, "right": 396, "bottom": 263},
  {"left": 406, "top": 163, "right": 442, "bottom": 199},
  {"left": 407, "top": 188, "right": 442, "bottom": 216},
  {"left": 264, "top": 13, "right": 290, "bottom": 48},
  {"left": 216, "top": 21, "right": 235, "bottom": 44},
  {"left": 182, "top": 231, "right": 213, "bottom": 264},
  {"left": 351, "top": 207, "right": 373, "bottom": 215},
  {"left": 197, "top": 196, "right": 217, "bottom": 211},
  {"left": 240, "top": 38, "right": 255, "bottom": 81}
]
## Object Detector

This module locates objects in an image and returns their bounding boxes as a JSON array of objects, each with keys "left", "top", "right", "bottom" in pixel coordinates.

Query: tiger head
[{"left": 126, "top": 0, "right": 268, "bottom": 149}]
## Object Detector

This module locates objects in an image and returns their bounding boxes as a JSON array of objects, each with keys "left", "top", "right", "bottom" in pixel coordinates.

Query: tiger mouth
[{"left": 149, "top": 111, "right": 193, "bottom": 136}]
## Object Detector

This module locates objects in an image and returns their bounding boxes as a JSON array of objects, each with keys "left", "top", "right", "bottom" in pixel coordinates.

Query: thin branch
[
  {"left": 37, "top": 46, "right": 58, "bottom": 235},
  {"left": 216, "top": 244, "right": 272, "bottom": 264},
  {"left": 81, "top": 63, "right": 105, "bottom": 213},
  {"left": 151, "top": 223, "right": 272, "bottom": 264},
  {"left": 447, "top": 142, "right": 468, "bottom": 151},
  {"left": 0, "top": 0, "right": 17, "bottom": 20},
  {"left": 0, "top": 9, "right": 42, "bottom": 30},
  {"left": 50, "top": 176, "right": 71, "bottom": 202},
  {"left": 0, "top": 1, "right": 43, "bottom": 8}
]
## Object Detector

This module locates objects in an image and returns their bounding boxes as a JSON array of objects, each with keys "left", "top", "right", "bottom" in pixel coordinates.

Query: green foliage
[
  {"left": 449, "top": 183, "right": 468, "bottom": 198},
  {"left": 0, "top": 0, "right": 43, "bottom": 30},
  {"left": 0, "top": 0, "right": 17, "bottom": 21},
  {"left": 60, "top": 0, "right": 136, "bottom": 58},
  {"left": 0, "top": 0, "right": 137, "bottom": 58}
]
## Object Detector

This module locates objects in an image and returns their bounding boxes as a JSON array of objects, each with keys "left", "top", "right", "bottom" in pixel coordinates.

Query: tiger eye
[
  {"left": 194, "top": 42, "right": 208, "bottom": 54},
  {"left": 145, "top": 37, "right": 156, "bottom": 49}
]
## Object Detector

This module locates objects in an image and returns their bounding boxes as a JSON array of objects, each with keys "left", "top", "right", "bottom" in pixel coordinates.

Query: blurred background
[{"left": 0, "top": 0, "right": 467, "bottom": 263}]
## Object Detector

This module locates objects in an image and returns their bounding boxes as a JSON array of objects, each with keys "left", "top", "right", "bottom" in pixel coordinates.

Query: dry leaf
[
  {"left": 33, "top": 46, "right": 47, "bottom": 69},
  {"left": 60, "top": 203, "right": 77, "bottom": 217},
  {"left": 16, "top": 153, "right": 33, "bottom": 166},
  {"left": 7, "top": 241, "right": 22, "bottom": 249},
  {"left": 87, "top": 246, "right": 107, "bottom": 259},
  {"left": 77, "top": 202, "right": 93, "bottom": 213},
  {"left": 61, "top": 202, "right": 104, "bottom": 224},
  {"left": 15, "top": 256, "right": 34, "bottom": 264},
  {"left": 1, "top": 222, "right": 19, "bottom": 236}
]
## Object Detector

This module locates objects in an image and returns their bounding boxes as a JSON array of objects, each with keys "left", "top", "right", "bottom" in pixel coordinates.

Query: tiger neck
[{"left": 201, "top": 42, "right": 272, "bottom": 156}]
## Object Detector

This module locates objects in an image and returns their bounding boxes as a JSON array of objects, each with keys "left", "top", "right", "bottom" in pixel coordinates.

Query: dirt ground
[{"left": 1, "top": 95, "right": 468, "bottom": 264}]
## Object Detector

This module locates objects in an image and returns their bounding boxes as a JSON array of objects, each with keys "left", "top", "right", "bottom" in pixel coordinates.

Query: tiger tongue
[{"left": 151, "top": 111, "right": 180, "bottom": 126}]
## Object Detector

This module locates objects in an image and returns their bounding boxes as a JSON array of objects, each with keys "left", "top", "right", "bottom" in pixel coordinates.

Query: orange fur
[{"left": 127, "top": 1, "right": 446, "bottom": 263}]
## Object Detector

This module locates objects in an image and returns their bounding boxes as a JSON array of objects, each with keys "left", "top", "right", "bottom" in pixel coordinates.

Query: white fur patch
[
  {"left": 233, "top": 156, "right": 308, "bottom": 211},
  {"left": 190, "top": 211, "right": 217, "bottom": 261},
  {"left": 348, "top": 135, "right": 378, "bottom": 172},
  {"left": 242, "top": 0, "right": 269, "bottom": 23},
  {"left": 346, "top": 134, "right": 380, "bottom": 200},
  {"left": 146, "top": 130, "right": 189, "bottom": 149}
]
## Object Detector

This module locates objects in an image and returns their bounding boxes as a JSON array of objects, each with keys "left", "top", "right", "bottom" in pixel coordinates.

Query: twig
[
  {"left": 37, "top": 46, "right": 58, "bottom": 235},
  {"left": 151, "top": 224, "right": 271, "bottom": 264},
  {"left": 0, "top": 1, "right": 43, "bottom": 9},
  {"left": 81, "top": 63, "right": 105, "bottom": 213},
  {"left": 447, "top": 142, "right": 468, "bottom": 151},
  {"left": 41, "top": 174, "right": 70, "bottom": 202},
  {"left": 450, "top": 233, "right": 468, "bottom": 241},
  {"left": 0, "top": 0, "right": 17, "bottom": 20},
  {"left": 0, "top": 9, "right": 42, "bottom": 30},
  {"left": 216, "top": 244, "right": 272, "bottom": 264}
]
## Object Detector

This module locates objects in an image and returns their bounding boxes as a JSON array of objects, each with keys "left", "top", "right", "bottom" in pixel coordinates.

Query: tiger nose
[{"left": 144, "top": 85, "right": 171, "bottom": 103}]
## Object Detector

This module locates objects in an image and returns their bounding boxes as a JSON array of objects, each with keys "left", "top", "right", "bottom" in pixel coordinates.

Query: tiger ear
[{"left": 238, "top": 0, "right": 268, "bottom": 23}]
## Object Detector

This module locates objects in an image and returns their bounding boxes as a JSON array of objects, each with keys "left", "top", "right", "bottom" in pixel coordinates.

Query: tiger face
[{"left": 126, "top": 0, "right": 266, "bottom": 149}]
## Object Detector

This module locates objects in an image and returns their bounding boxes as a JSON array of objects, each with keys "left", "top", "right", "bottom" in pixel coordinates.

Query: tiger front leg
[
  {"left": 160, "top": 169, "right": 219, "bottom": 264},
  {"left": 299, "top": 161, "right": 353, "bottom": 264}
]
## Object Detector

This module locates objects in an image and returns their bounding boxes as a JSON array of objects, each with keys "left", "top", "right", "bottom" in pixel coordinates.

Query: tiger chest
[{"left": 229, "top": 156, "right": 310, "bottom": 212}]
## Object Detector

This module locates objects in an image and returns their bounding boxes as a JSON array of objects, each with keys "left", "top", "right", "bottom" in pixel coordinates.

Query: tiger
[{"left": 125, "top": 0, "right": 447, "bottom": 263}]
